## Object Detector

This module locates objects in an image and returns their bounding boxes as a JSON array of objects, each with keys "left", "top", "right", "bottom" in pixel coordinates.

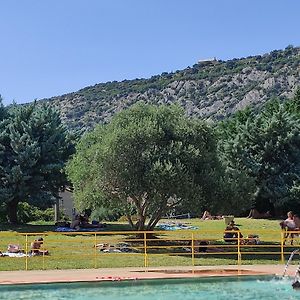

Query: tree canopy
[
  {"left": 0, "top": 100, "right": 73, "bottom": 223},
  {"left": 218, "top": 92, "right": 300, "bottom": 214},
  {"left": 67, "top": 103, "right": 222, "bottom": 230}
]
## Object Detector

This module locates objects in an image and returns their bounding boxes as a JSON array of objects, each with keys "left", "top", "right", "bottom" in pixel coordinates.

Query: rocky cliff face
[{"left": 42, "top": 46, "right": 300, "bottom": 130}]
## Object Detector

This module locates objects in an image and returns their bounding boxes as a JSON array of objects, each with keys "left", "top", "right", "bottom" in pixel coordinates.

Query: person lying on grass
[{"left": 7, "top": 244, "right": 23, "bottom": 253}]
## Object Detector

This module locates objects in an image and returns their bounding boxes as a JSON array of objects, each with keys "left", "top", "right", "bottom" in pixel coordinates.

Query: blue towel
[
  {"left": 55, "top": 227, "right": 105, "bottom": 232},
  {"left": 156, "top": 224, "right": 199, "bottom": 231}
]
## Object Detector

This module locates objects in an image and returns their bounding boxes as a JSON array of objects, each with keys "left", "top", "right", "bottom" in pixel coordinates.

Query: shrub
[
  {"left": 118, "top": 215, "right": 139, "bottom": 222},
  {"left": 17, "top": 202, "right": 55, "bottom": 223},
  {"left": 90, "top": 207, "right": 122, "bottom": 222}
]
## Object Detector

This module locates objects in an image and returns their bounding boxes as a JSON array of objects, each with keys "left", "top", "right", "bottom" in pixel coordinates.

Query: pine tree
[
  {"left": 219, "top": 95, "right": 300, "bottom": 214},
  {"left": 0, "top": 101, "right": 73, "bottom": 223}
]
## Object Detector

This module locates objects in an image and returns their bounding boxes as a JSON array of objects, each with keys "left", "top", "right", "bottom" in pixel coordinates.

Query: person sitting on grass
[
  {"left": 244, "top": 234, "right": 260, "bottom": 245},
  {"left": 31, "top": 237, "right": 49, "bottom": 256},
  {"left": 79, "top": 214, "right": 104, "bottom": 228},
  {"left": 192, "top": 240, "right": 227, "bottom": 253},
  {"left": 70, "top": 214, "right": 81, "bottom": 229},
  {"left": 194, "top": 240, "right": 209, "bottom": 252},
  {"left": 201, "top": 211, "right": 223, "bottom": 220},
  {"left": 70, "top": 214, "right": 105, "bottom": 230},
  {"left": 223, "top": 220, "right": 243, "bottom": 243},
  {"left": 201, "top": 211, "right": 212, "bottom": 220}
]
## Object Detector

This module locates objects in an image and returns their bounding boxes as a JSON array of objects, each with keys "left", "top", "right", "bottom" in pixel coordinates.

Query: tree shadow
[
  {"left": 106, "top": 223, "right": 132, "bottom": 231},
  {"left": 0, "top": 222, "right": 132, "bottom": 234},
  {"left": 0, "top": 223, "right": 56, "bottom": 233},
  {"left": 165, "top": 241, "right": 290, "bottom": 263}
]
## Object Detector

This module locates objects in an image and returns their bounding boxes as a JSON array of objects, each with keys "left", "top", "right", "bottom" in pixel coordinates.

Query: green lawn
[{"left": 0, "top": 217, "right": 296, "bottom": 271}]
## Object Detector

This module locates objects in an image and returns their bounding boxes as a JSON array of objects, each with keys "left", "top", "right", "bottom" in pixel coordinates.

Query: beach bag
[{"left": 247, "top": 234, "right": 260, "bottom": 245}]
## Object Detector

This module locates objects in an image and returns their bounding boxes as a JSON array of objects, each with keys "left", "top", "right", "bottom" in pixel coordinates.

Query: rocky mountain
[{"left": 42, "top": 45, "right": 300, "bottom": 130}]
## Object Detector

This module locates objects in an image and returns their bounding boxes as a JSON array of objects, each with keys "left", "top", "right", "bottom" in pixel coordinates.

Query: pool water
[{"left": 0, "top": 276, "right": 298, "bottom": 300}]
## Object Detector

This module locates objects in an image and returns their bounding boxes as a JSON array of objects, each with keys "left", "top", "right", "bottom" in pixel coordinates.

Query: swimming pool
[{"left": 0, "top": 276, "right": 298, "bottom": 300}]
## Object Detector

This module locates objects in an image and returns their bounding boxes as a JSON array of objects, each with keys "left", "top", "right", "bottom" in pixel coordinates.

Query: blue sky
[{"left": 0, "top": 0, "right": 299, "bottom": 105}]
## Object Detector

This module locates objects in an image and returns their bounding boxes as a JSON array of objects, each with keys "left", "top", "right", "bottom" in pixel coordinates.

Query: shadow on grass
[
  {"left": 106, "top": 223, "right": 132, "bottom": 231},
  {"left": 0, "top": 223, "right": 56, "bottom": 233},
  {"left": 165, "top": 241, "right": 300, "bottom": 263},
  {"left": 0, "top": 222, "right": 132, "bottom": 235},
  {"left": 140, "top": 238, "right": 291, "bottom": 262}
]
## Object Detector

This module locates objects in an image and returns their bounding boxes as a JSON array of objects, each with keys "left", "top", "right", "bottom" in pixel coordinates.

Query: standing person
[
  {"left": 280, "top": 211, "right": 296, "bottom": 245},
  {"left": 280, "top": 211, "right": 296, "bottom": 230},
  {"left": 293, "top": 214, "right": 300, "bottom": 229}
]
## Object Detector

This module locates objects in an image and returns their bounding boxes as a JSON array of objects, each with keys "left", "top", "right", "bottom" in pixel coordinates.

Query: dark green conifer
[{"left": 0, "top": 100, "right": 72, "bottom": 223}]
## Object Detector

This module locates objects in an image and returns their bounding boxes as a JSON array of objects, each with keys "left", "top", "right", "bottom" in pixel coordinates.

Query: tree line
[
  {"left": 67, "top": 91, "right": 300, "bottom": 230},
  {"left": 1, "top": 91, "right": 300, "bottom": 229}
]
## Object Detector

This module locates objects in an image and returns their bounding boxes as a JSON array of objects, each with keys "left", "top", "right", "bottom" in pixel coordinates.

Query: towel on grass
[
  {"left": 1, "top": 252, "right": 29, "bottom": 257},
  {"left": 55, "top": 226, "right": 105, "bottom": 232},
  {"left": 156, "top": 223, "right": 199, "bottom": 231}
]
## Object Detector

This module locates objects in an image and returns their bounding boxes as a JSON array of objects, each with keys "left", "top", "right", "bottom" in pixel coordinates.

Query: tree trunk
[
  {"left": 126, "top": 214, "right": 135, "bottom": 229},
  {"left": 54, "top": 198, "right": 60, "bottom": 222},
  {"left": 6, "top": 200, "right": 19, "bottom": 224},
  {"left": 147, "top": 211, "right": 164, "bottom": 231},
  {"left": 136, "top": 214, "right": 146, "bottom": 231},
  {"left": 252, "top": 186, "right": 274, "bottom": 215}
]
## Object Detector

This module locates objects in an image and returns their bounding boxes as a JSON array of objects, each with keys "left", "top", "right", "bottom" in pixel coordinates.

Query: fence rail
[{"left": 0, "top": 229, "right": 299, "bottom": 271}]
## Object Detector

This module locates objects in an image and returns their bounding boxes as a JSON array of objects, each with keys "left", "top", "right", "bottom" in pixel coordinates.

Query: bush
[
  {"left": 40, "top": 208, "right": 55, "bottom": 222},
  {"left": 17, "top": 202, "right": 40, "bottom": 223},
  {"left": 90, "top": 207, "right": 122, "bottom": 222},
  {"left": 17, "top": 202, "right": 54, "bottom": 223},
  {"left": 118, "top": 215, "right": 138, "bottom": 222}
]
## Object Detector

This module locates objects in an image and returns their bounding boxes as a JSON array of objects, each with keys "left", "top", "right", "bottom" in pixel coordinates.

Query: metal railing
[{"left": 0, "top": 229, "right": 299, "bottom": 271}]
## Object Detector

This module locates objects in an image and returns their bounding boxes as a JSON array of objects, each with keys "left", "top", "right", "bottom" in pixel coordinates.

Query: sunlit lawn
[{"left": 0, "top": 217, "right": 296, "bottom": 271}]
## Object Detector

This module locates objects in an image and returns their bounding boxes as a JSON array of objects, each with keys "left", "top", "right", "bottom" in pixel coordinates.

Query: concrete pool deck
[{"left": 0, "top": 265, "right": 297, "bottom": 285}]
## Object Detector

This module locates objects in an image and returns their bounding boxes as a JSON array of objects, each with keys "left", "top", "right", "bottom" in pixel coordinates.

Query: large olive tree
[{"left": 67, "top": 103, "right": 221, "bottom": 230}]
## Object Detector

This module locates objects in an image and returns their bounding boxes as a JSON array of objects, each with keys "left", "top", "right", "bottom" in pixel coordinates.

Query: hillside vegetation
[{"left": 43, "top": 46, "right": 300, "bottom": 130}]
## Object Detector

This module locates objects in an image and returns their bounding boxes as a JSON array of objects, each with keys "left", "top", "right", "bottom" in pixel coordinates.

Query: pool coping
[{"left": 0, "top": 265, "right": 296, "bottom": 285}]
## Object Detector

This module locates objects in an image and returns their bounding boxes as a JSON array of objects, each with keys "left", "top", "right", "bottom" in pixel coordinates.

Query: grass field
[{"left": 0, "top": 217, "right": 297, "bottom": 271}]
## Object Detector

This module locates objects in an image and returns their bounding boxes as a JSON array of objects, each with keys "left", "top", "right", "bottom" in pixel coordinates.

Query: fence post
[
  {"left": 144, "top": 232, "right": 148, "bottom": 268},
  {"left": 94, "top": 233, "right": 97, "bottom": 269},
  {"left": 237, "top": 231, "right": 241, "bottom": 265},
  {"left": 191, "top": 232, "right": 195, "bottom": 267},
  {"left": 25, "top": 234, "right": 28, "bottom": 271},
  {"left": 281, "top": 231, "right": 285, "bottom": 263},
  {"left": 42, "top": 234, "right": 45, "bottom": 270}
]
